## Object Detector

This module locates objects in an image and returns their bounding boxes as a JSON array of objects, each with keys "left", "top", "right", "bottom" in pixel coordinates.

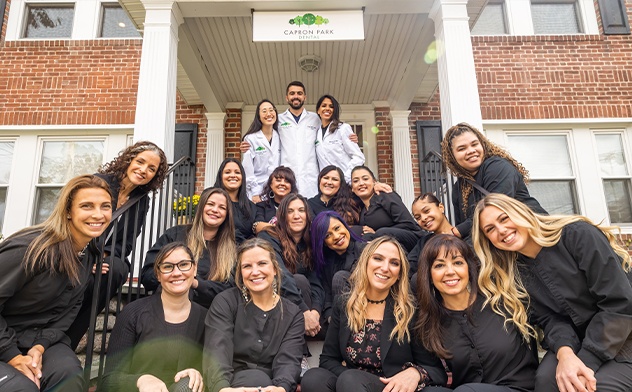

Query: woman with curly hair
[
  {"left": 259, "top": 194, "right": 323, "bottom": 338},
  {"left": 441, "top": 123, "right": 545, "bottom": 240},
  {"left": 301, "top": 236, "right": 447, "bottom": 392},
  {"left": 141, "top": 188, "right": 236, "bottom": 308},
  {"left": 67, "top": 141, "right": 168, "bottom": 349},
  {"left": 308, "top": 165, "right": 361, "bottom": 226},
  {"left": 213, "top": 158, "right": 256, "bottom": 244},
  {"left": 252, "top": 166, "right": 298, "bottom": 234},
  {"left": 415, "top": 234, "right": 537, "bottom": 392},
  {"left": 473, "top": 193, "right": 632, "bottom": 392}
]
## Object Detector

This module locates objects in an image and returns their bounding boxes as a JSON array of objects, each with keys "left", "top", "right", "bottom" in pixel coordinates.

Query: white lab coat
[
  {"left": 242, "top": 130, "right": 281, "bottom": 200},
  {"left": 277, "top": 109, "right": 321, "bottom": 198},
  {"left": 315, "top": 122, "right": 365, "bottom": 183}
]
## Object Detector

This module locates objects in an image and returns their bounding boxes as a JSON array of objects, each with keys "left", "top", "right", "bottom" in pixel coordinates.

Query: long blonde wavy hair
[
  {"left": 472, "top": 193, "right": 631, "bottom": 341},
  {"left": 187, "top": 187, "right": 236, "bottom": 282},
  {"left": 346, "top": 236, "right": 414, "bottom": 344}
]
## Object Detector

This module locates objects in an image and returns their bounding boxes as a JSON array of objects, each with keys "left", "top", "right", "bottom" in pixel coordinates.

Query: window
[
  {"left": 350, "top": 123, "right": 364, "bottom": 153},
  {"left": 0, "top": 142, "right": 15, "bottom": 234},
  {"left": 23, "top": 3, "right": 74, "bottom": 38},
  {"left": 471, "top": 1, "right": 507, "bottom": 35},
  {"left": 33, "top": 140, "right": 104, "bottom": 224},
  {"left": 595, "top": 133, "right": 632, "bottom": 223},
  {"left": 507, "top": 134, "right": 579, "bottom": 214},
  {"left": 531, "top": 1, "right": 582, "bottom": 34},
  {"left": 99, "top": 3, "right": 140, "bottom": 38}
]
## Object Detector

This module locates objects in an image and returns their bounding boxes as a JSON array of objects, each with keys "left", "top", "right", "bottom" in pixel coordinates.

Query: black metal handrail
[
  {"left": 82, "top": 156, "right": 196, "bottom": 389},
  {"left": 420, "top": 151, "right": 455, "bottom": 224}
]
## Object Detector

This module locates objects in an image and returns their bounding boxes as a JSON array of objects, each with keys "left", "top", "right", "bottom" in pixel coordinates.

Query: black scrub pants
[
  {"left": 301, "top": 368, "right": 389, "bottom": 392},
  {"left": 363, "top": 228, "right": 420, "bottom": 253},
  {"left": 424, "top": 385, "right": 519, "bottom": 392},
  {"left": 230, "top": 369, "right": 276, "bottom": 389},
  {"left": 0, "top": 343, "right": 84, "bottom": 392}
]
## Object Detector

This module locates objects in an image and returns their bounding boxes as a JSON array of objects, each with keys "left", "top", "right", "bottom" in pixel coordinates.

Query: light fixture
[{"left": 298, "top": 55, "right": 321, "bottom": 72}]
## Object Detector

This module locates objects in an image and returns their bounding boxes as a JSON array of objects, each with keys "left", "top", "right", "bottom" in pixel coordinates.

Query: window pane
[
  {"left": 472, "top": 3, "right": 507, "bottom": 35},
  {"left": 0, "top": 188, "right": 6, "bottom": 234},
  {"left": 531, "top": 2, "right": 581, "bottom": 34},
  {"left": 595, "top": 134, "right": 628, "bottom": 177},
  {"left": 38, "top": 141, "right": 104, "bottom": 184},
  {"left": 33, "top": 187, "right": 61, "bottom": 225},
  {"left": 24, "top": 5, "right": 74, "bottom": 38},
  {"left": 507, "top": 135, "right": 573, "bottom": 177},
  {"left": 527, "top": 180, "right": 578, "bottom": 215},
  {"left": 0, "top": 142, "right": 14, "bottom": 184},
  {"left": 603, "top": 180, "right": 632, "bottom": 223},
  {"left": 100, "top": 5, "right": 140, "bottom": 38}
]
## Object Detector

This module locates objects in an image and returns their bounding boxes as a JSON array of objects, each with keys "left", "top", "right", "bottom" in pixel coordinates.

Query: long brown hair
[
  {"left": 441, "top": 123, "right": 529, "bottom": 213},
  {"left": 414, "top": 234, "right": 479, "bottom": 358},
  {"left": 11, "top": 175, "right": 112, "bottom": 284},
  {"left": 264, "top": 194, "right": 313, "bottom": 273}
]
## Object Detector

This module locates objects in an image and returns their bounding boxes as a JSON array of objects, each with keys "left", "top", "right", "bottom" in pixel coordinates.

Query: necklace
[{"left": 366, "top": 297, "right": 387, "bottom": 305}]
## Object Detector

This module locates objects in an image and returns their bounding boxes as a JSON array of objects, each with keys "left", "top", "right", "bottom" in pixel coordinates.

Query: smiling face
[
  {"left": 259, "top": 101, "right": 277, "bottom": 127},
  {"left": 202, "top": 192, "right": 228, "bottom": 229},
  {"left": 125, "top": 150, "right": 161, "bottom": 187},
  {"left": 286, "top": 85, "right": 306, "bottom": 110},
  {"left": 430, "top": 246, "right": 470, "bottom": 309},
  {"left": 324, "top": 217, "right": 350, "bottom": 255},
  {"left": 222, "top": 162, "right": 243, "bottom": 193},
  {"left": 157, "top": 248, "right": 197, "bottom": 297},
  {"left": 319, "top": 169, "right": 341, "bottom": 201},
  {"left": 478, "top": 205, "right": 539, "bottom": 256},
  {"left": 351, "top": 168, "right": 376, "bottom": 200},
  {"left": 68, "top": 187, "right": 113, "bottom": 247},
  {"left": 271, "top": 176, "right": 291, "bottom": 201},
  {"left": 412, "top": 198, "right": 446, "bottom": 232},
  {"left": 366, "top": 241, "right": 401, "bottom": 297},
  {"left": 240, "top": 246, "right": 277, "bottom": 296},
  {"left": 286, "top": 199, "right": 307, "bottom": 238},
  {"left": 451, "top": 131, "right": 485, "bottom": 174},
  {"left": 317, "top": 98, "right": 334, "bottom": 124}
]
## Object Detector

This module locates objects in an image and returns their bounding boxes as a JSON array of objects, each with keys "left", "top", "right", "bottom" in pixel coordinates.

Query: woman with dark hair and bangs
[
  {"left": 252, "top": 166, "right": 298, "bottom": 235},
  {"left": 310, "top": 210, "right": 366, "bottom": 326},
  {"left": 141, "top": 188, "right": 236, "bottom": 308},
  {"left": 213, "top": 158, "right": 256, "bottom": 244},
  {"left": 416, "top": 234, "right": 537, "bottom": 392},
  {"left": 314, "top": 95, "right": 365, "bottom": 183},
  {"left": 307, "top": 165, "right": 362, "bottom": 226},
  {"left": 259, "top": 194, "right": 324, "bottom": 339},
  {"left": 242, "top": 99, "right": 281, "bottom": 202}
]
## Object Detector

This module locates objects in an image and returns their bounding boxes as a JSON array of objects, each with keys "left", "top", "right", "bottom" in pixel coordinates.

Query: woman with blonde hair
[
  {"left": 204, "top": 237, "right": 304, "bottom": 392},
  {"left": 0, "top": 174, "right": 112, "bottom": 391},
  {"left": 142, "top": 187, "right": 236, "bottom": 308},
  {"left": 473, "top": 193, "right": 632, "bottom": 392},
  {"left": 301, "top": 236, "right": 446, "bottom": 392},
  {"left": 441, "top": 123, "right": 545, "bottom": 240}
]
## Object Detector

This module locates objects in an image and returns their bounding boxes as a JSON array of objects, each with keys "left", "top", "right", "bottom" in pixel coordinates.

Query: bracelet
[
  {"left": 402, "top": 362, "right": 429, "bottom": 391},
  {"left": 252, "top": 221, "right": 259, "bottom": 234}
]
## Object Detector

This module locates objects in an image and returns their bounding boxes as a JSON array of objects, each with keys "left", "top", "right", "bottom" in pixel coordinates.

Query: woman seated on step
[
  {"left": 100, "top": 242, "right": 205, "bottom": 392},
  {"left": 141, "top": 187, "right": 236, "bottom": 308}
]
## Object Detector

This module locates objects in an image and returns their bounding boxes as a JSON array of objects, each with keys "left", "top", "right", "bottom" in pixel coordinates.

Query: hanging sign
[{"left": 253, "top": 10, "right": 365, "bottom": 42}]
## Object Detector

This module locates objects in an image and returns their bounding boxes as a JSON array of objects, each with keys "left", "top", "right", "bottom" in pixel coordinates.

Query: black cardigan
[
  {"left": 319, "top": 296, "right": 447, "bottom": 386},
  {"left": 359, "top": 192, "right": 423, "bottom": 235}
]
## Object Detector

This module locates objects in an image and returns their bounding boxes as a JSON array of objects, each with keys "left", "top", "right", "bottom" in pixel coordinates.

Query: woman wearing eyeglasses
[
  {"left": 141, "top": 187, "right": 236, "bottom": 308},
  {"left": 100, "top": 242, "right": 205, "bottom": 392}
]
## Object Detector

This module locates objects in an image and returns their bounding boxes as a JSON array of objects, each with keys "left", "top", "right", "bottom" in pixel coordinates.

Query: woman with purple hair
[{"left": 311, "top": 211, "right": 365, "bottom": 325}]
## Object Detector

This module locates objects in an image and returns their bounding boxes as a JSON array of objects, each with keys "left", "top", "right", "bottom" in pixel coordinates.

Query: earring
[
  {"left": 241, "top": 286, "right": 250, "bottom": 302},
  {"left": 272, "top": 277, "right": 278, "bottom": 297},
  {"left": 67, "top": 214, "right": 71, "bottom": 219},
  {"left": 431, "top": 285, "right": 438, "bottom": 297},
  {"left": 467, "top": 282, "right": 472, "bottom": 294},
  {"left": 269, "top": 191, "right": 275, "bottom": 200}
]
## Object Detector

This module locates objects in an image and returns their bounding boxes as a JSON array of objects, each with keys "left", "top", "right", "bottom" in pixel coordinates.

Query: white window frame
[
  {"left": 497, "top": 0, "right": 598, "bottom": 35},
  {"left": 0, "top": 138, "right": 18, "bottom": 236},
  {"left": 471, "top": 0, "right": 509, "bottom": 36},
  {"left": 96, "top": 0, "right": 140, "bottom": 39}
]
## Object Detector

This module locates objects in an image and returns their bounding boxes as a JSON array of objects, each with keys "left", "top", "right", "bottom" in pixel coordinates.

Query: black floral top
[{"left": 345, "top": 319, "right": 384, "bottom": 376}]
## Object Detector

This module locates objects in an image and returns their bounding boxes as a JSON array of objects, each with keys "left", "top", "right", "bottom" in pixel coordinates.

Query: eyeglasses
[{"left": 158, "top": 260, "right": 195, "bottom": 274}]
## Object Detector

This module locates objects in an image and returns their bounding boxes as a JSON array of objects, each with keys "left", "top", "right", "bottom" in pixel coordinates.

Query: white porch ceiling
[{"left": 120, "top": 0, "right": 487, "bottom": 110}]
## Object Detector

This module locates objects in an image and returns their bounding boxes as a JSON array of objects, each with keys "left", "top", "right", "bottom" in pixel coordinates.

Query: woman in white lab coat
[
  {"left": 315, "top": 95, "right": 365, "bottom": 184},
  {"left": 242, "top": 99, "right": 282, "bottom": 202}
]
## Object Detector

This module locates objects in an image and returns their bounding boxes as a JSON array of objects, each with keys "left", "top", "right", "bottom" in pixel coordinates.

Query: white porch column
[
  {"left": 430, "top": 0, "right": 483, "bottom": 131},
  {"left": 204, "top": 112, "right": 227, "bottom": 187},
  {"left": 391, "top": 110, "right": 415, "bottom": 208},
  {"left": 134, "top": 0, "right": 183, "bottom": 160}
]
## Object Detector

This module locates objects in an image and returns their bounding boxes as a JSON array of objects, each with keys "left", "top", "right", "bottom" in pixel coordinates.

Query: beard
[{"left": 289, "top": 98, "right": 304, "bottom": 110}]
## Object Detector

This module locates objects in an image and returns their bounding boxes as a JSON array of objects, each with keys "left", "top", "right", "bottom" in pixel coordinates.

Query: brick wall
[
  {"left": 472, "top": 34, "right": 632, "bottom": 120},
  {"left": 408, "top": 92, "right": 442, "bottom": 197},
  {"left": 1, "top": 0, "right": 9, "bottom": 43},
  {"left": 374, "top": 107, "right": 394, "bottom": 185},
  {"left": 225, "top": 109, "right": 242, "bottom": 159}
]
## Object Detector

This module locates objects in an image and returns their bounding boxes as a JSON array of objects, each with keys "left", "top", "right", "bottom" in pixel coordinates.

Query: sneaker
[{"left": 300, "top": 355, "right": 310, "bottom": 377}]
